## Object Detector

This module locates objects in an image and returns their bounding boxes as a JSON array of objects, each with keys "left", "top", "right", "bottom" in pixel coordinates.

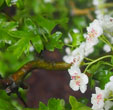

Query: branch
[
  {"left": 12, "top": 59, "right": 71, "bottom": 83},
  {"left": 69, "top": 0, "right": 94, "bottom": 15},
  {"left": 0, "top": 59, "right": 71, "bottom": 88},
  {"left": 1, "top": 51, "right": 113, "bottom": 89}
]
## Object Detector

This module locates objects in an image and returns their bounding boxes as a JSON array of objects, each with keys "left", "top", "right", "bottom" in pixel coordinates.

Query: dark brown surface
[{"left": 25, "top": 50, "right": 93, "bottom": 108}]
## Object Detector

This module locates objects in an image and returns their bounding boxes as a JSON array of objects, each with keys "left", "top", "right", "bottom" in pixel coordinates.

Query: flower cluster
[
  {"left": 93, "top": 0, "right": 107, "bottom": 19},
  {"left": 68, "top": 65, "right": 88, "bottom": 93},
  {"left": 99, "top": 15, "right": 113, "bottom": 53},
  {"left": 91, "top": 76, "right": 113, "bottom": 110},
  {"left": 63, "top": 15, "right": 113, "bottom": 94},
  {"left": 63, "top": 18, "right": 104, "bottom": 93},
  {"left": 93, "top": 0, "right": 113, "bottom": 53}
]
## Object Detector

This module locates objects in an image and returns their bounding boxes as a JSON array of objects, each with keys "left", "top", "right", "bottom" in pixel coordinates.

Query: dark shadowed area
[{"left": 26, "top": 50, "right": 93, "bottom": 108}]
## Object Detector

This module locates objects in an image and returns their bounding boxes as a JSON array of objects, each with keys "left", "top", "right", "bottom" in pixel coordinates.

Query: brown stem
[
  {"left": 0, "top": 59, "right": 71, "bottom": 88},
  {"left": 69, "top": 0, "right": 95, "bottom": 16}
]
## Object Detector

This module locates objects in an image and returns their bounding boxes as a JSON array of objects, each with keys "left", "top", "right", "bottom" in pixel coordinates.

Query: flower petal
[
  {"left": 68, "top": 65, "right": 81, "bottom": 76},
  {"left": 110, "top": 76, "right": 113, "bottom": 82},
  {"left": 81, "top": 73, "right": 88, "bottom": 84},
  {"left": 69, "top": 80, "right": 79, "bottom": 91},
  {"left": 80, "top": 85, "right": 87, "bottom": 93}
]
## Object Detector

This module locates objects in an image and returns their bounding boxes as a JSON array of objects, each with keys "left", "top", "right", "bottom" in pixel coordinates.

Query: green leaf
[
  {"left": 8, "top": 37, "right": 30, "bottom": 58},
  {"left": 0, "top": 90, "right": 19, "bottom": 110},
  {"left": 5, "top": 0, "right": 11, "bottom": 6},
  {"left": 0, "top": 20, "right": 18, "bottom": 46},
  {"left": 32, "top": 35, "right": 43, "bottom": 53},
  {"left": 0, "top": 60, "right": 9, "bottom": 77},
  {"left": 45, "top": 31, "right": 64, "bottom": 51},
  {"left": 9, "top": 30, "right": 26, "bottom": 38},
  {"left": 24, "top": 109, "right": 38, "bottom": 110},
  {"left": 78, "top": 97, "right": 89, "bottom": 105},
  {"left": 24, "top": 18, "right": 37, "bottom": 34},
  {"left": 38, "top": 98, "right": 65, "bottom": 110},
  {"left": 87, "top": 61, "right": 113, "bottom": 89},
  {"left": 0, "top": 51, "right": 34, "bottom": 77},
  {"left": 89, "top": 78, "right": 95, "bottom": 89},
  {"left": 5, "top": 0, "right": 23, "bottom": 8},
  {"left": 48, "top": 98, "right": 65, "bottom": 110},
  {"left": 94, "top": 70, "right": 113, "bottom": 89},
  {"left": 73, "top": 16, "right": 87, "bottom": 28},
  {"left": 65, "top": 104, "right": 71, "bottom": 110},
  {"left": 36, "top": 16, "right": 68, "bottom": 34},
  {"left": 70, "top": 31, "right": 84, "bottom": 47},
  {"left": 87, "top": 61, "right": 105, "bottom": 75},
  {"left": 69, "top": 96, "right": 91, "bottom": 110},
  {"left": 8, "top": 18, "right": 44, "bottom": 58},
  {"left": 16, "top": 0, "right": 24, "bottom": 8},
  {"left": 0, "top": 0, "right": 4, "bottom": 7},
  {"left": 111, "top": 56, "right": 113, "bottom": 64},
  {"left": 36, "top": 16, "right": 57, "bottom": 33},
  {"left": 38, "top": 102, "right": 48, "bottom": 110}
]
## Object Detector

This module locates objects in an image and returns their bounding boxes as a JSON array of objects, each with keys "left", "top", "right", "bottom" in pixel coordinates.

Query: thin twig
[{"left": 16, "top": 90, "right": 28, "bottom": 107}]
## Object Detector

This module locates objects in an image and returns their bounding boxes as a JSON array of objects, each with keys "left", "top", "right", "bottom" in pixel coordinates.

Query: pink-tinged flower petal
[
  {"left": 81, "top": 74, "right": 88, "bottom": 84},
  {"left": 91, "top": 87, "right": 105, "bottom": 110},
  {"left": 68, "top": 65, "right": 81, "bottom": 76},
  {"left": 63, "top": 55, "right": 74, "bottom": 64},
  {"left": 69, "top": 80, "right": 79, "bottom": 91},
  {"left": 80, "top": 85, "right": 87, "bottom": 93},
  {"left": 87, "top": 19, "right": 103, "bottom": 39}
]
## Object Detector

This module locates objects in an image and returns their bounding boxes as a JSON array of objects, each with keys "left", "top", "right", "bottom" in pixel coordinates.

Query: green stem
[
  {"left": 99, "top": 36, "right": 113, "bottom": 51},
  {"left": 103, "top": 62, "right": 113, "bottom": 67},
  {"left": 84, "top": 57, "right": 93, "bottom": 62},
  {"left": 65, "top": 44, "right": 74, "bottom": 48},
  {"left": 42, "top": 32, "right": 48, "bottom": 42},
  {"left": 107, "top": 98, "right": 113, "bottom": 101},
  {"left": 99, "top": 3, "right": 113, "bottom": 9},
  {"left": 84, "top": 55, "right": 113, "bottom": 73}
]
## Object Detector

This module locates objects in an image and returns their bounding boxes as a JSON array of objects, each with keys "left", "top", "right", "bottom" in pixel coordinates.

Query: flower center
[
  {"left": 96, "top": 94, "right": 102, "bottom": 104},
  {"left": 71, "top": 56, "right": 80, "bottom": 65},
  {"left": 71, "top": 75, "right": 81, "bottom": 86},
  {"left": 88, "top": 28, "right": 97, "bottom": 39}
]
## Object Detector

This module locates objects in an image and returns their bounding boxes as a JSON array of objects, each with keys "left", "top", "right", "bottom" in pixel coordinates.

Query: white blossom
[
  {"left": 87, "top": 19, "right": 103, "bottom": 39},
  {"left": 11, "top": 0, "right": 17, "bottom": 4},
  {"left": 83, "top": 34, "right": 96, "bottom": 56},
  {"left": 99, "top": 15, "right": 113, "bottom": 33},
  {"left": 91, "top": 87, "right": 105, "bottom": 110},
  {"left": 104, "top": 101, "right": 113, "bottom": 110},
  {"left": 105, "top": 76, "right": 113, "bottom": 93},
  {"left": 29, "top": 45, "right": 34, "bottom": 52},
  {"left": 44, "top": 0, "right": 53, "bottom": 3},
  {"left": 93, "top": 0, "right": 107, "bottom": 19},
  {"left": 63, "top": 42, "right": 85, "bottom": 66},
  {"left": 73, "top": 29, "right": 79, "bottom": 33},
  {"left": 68, "top": 65, "right": 88, "bottom": 93},
  {"left": 85, "top": 45, "right": 94, "bottom": 56},
  {"left": 103, "top": 44, "right": 111, "bottom": 53},
  {"left": 104, "top": 76, "right": 113, "bottom": 110},
  {"left": 93, "top": 0, "right": 106, "bottom": 6},
  {"left": 85, "top": 34, "right": 99, "bottom": 46},
  {"left": 64, "top": 38, "right": 70, "bottom": 44},
  {"left": 65, "top": 47, "right": 71, "bottom": 55}
]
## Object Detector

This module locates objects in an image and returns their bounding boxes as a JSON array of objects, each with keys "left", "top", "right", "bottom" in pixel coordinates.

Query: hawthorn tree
[{"left": 0, "top": 0, "right": 113, "bottom": 110}]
